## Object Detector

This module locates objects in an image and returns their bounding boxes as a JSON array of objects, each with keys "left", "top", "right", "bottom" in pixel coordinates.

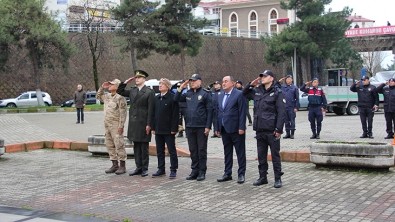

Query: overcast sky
[
  {"left": 327, "top": 0, "right": 394, "bottom": 67},
  {"left": 327, "top": 0, "right": 392, "bottom": 26}
]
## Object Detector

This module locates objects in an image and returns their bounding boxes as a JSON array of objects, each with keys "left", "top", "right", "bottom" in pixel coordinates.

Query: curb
[{"left": 2, "top": 140, "right": 309, "bottom": 162}]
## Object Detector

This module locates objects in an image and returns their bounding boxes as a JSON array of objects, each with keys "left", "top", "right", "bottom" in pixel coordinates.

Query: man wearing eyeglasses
[{"left": 350, "top": 76, "right": 379, "bottom": 138}]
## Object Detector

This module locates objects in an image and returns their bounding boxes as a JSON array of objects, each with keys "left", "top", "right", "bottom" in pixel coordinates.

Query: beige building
[{"left": 220, "top": 0, "right": 294, "bottom": 38}]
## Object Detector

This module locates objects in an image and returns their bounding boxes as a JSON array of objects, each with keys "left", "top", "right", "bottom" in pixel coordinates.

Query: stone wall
[{"left": 0, "top": 34, "right": 286, "bottom": 105}]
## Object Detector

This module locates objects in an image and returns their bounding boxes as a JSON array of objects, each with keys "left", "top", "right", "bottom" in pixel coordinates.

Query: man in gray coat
[{"left": 117, "top": 70, "right": 155, "bottom": 177}]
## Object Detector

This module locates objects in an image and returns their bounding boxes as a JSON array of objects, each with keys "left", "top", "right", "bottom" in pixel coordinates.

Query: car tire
[
  {"left": 6, "top": 103, "right": 16, "bottom": 108},
  {"left": 346, "top": 103, "right": 359, "bottom": 115},
  {"left": 333, "top": 107, "right": 345, "bottom": 116}
]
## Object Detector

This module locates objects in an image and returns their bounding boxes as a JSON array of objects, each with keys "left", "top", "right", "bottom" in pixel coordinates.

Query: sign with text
[{"left": 346, "top": 26, "right": 395, "bottom": 37}]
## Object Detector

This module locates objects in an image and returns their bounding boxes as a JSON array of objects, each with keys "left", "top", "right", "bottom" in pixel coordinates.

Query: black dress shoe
[
  {"left": 217, "top": 174, "right": 232, "bottom": 182},
  {"left": 310, "top": 134, "right": 316, "bottom": 139},
  {"left": 253, "top": 177, "right": 268, "bottom": 186},
  {"left": 274, "top": 178, "right": 282, "bottom": 188},
  {"left": 384, "top": 134, "right": 394, "bottom": 139},
  {"left": 186, "top": 174, "right": 198, "bottom": 180},
  {"left": 152, "top": 170, "right": 166, "bottom": 177},
  {"left": 360, "top": 133, "right": 368, "bottom": 138},
  {"left": 196, "top": 173, "right": 206, "bottom": 181},
  {"left": 141, "top": 170, "right": 148, "bottom": 177},
  {"left": 315, "top": 134, "right": 320, "bottom": 139},
  {"left": 237, "top": 175, "right": 245, "bottom": 184},
  {"left": 129, "top": 169, "right": 142, "bottom": 176}
]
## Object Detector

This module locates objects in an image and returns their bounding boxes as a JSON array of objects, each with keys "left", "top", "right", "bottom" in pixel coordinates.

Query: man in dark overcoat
[{"left": 117, "top": 70, "right": 155, "bottom": 177}]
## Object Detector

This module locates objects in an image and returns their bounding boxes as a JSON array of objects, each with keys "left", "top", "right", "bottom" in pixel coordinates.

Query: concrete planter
[
  {"left": 88, "top": 135, "right": 134, "bottom": 157},
  {"left": 310, "top": 141, "right": 394, "bottom": 170}
]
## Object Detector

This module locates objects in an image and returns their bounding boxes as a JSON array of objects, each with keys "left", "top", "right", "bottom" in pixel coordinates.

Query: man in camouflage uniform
[{"left": 97, "top": 79, "right": 128, "bottom": 175}]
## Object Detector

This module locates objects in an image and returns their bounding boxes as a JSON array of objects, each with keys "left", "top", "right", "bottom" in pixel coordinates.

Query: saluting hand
[
  {"left": 124, "top": 76, "right": 136, "bottom": 84},
  {"left": 305, "top": 81, "right": 311, "bottom": 85},
  {"left": 250, "top": 77, "right": 260, "bottom": 86},
  {"left": 102, "top": 82, "right": 110, "bottom": 89},
  {"left": 179, "top": 80, "right": 190, "bottom": 89}
]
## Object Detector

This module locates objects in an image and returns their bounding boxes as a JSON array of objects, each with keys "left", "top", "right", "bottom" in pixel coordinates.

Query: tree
[
  {"left": 330, "top": 38, "right": 363, "bottom": 80},
  {"left": 152, "top": 0, "right": 207, "bottom": 79},
  {"left": 112, "top": 0, "right": 161, "bottom": 71},
  {"left": 68, "top": 0, "right": 116, "bottom": 91},
  {"left": 264, "top": 0, "right": 352, "bottom": 84},
  {"left": 0, "top": 0, "right": 72, "bottom": 105}
]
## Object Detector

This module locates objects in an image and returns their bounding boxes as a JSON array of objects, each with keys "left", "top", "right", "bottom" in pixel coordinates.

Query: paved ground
[{"left": 1, "top": 110, "right": 395, "bottom": 221}]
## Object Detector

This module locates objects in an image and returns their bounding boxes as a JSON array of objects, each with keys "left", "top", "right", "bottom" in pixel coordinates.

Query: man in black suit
[{"left": 214, "top": 76, "right": 247, "bottom": 184}]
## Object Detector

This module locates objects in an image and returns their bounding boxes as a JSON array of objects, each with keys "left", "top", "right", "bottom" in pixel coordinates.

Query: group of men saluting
[{"left": 95, "top": 68, "right": 395, "bottom": 189}]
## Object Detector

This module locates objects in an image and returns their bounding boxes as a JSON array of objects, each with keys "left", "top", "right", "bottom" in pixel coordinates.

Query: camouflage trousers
[{"left": 105, "top": 122, "right": 126, "bottom": 161}]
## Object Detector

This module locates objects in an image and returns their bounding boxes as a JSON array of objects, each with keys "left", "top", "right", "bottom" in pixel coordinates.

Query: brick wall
[{"left": 0, "top": 34, "right": 286, "bottom": 105}]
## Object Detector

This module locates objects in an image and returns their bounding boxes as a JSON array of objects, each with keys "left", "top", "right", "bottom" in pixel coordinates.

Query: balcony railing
[{"left": 65, "top": 23, "right": 271, "bottom": 39}]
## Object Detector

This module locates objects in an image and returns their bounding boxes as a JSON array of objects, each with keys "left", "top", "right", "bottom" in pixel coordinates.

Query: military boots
[
  {"left": 115, "top": 160, "right": 126, "bottom": 175},
  {"left": 105, "top": 160, "right": 119, "bottom": 174}
]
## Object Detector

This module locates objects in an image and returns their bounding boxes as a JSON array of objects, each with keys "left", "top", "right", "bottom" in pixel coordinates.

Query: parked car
[
  {"left": 60, "top": 91, "right": 99, "bottom": 107},
  {"left": 61, "top": 91, "right": 131, "bottom": 107},
  {"left": 299, "top": 90, "right": 309, "bottom": 109},
  {"left": 0, "top": 91, "right": 52, "bottom": 108}
]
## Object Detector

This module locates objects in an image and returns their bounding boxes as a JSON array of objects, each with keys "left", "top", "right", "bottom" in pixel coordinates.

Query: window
[
  {"left": 249, "top": 11, "right": 258, "bottom": 38},
  {"left": 19, "top": 94, "right": 29, "bottom": 100},
  {"left": 229, "top": 13, "right": 238, "bottom": 36},
  {"left": 268, "top": 9, "right": 278, "bottom": 34}
]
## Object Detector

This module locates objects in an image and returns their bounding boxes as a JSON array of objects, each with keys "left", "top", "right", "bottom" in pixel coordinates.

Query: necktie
[{"left": 222, "top": 93, "right": 230, "bottom": 108}]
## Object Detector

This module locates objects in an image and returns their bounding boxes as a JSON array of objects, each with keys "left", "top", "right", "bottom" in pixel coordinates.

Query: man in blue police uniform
[
  {"left": 350, "top": 76, "right": 379, "bottom": 138},
  {"left": 244, "top": 70, "right": 285, "bottom": 188},
  {"left": 377, "top": 78, "right": 395, "bottom": 139},
  {"left": 175, "top": 74, "right": 213, "bottom": 181},
  {"left": 300, "top": 78, "right": 327, "bottom": 139},
  {"left": 278, "top": 75, "right": 299, "bottom": 139},
  {"left": 214, "top": 76, "right": 247, "bottom": 184}
]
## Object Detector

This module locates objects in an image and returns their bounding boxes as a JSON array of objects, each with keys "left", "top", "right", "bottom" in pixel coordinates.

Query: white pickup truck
[{"left": 321, "top": 69, "right": 389, "bottom": 115}]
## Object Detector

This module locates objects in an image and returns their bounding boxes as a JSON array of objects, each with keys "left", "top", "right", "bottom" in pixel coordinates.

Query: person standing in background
[
  {"left": 300, "top": 78, "right": 327, "bottom": 139},
  {"left": 235, "top": 80, "right": 253, "bottom": 126},
  {"left": 74, "top": 84, "right": 86, "bottom": 124},
  {"left": 278, "top": 75, "right": 299, "bottom": 139},
  {"left": 350, "top": 76, "right": 379, "bottom": 139},
  {"left": 376, "top": 78, "right": 395, "bottom": 139}
]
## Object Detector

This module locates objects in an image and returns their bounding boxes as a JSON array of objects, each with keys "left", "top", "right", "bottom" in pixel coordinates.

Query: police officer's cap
[
  {"left": 285, "top": 75, "right": 293, "bottom": 79},
  {"left": 389, "top": 78, "right": 395, "bottom": 82},
  {"left": 213, "top": 80, "right": 220, "bottom": 85},
  {"left": 134, "top": 70, "right": 149, "bottom": 78},
  {"left": 236, "top": 80, "right": 243, "bottom": 85},
  {"left": 312, "top": 77, "right": 319, "bottom": 81},
  {"left": 259, "top": 70, "right": 274, "bottom": 77},
  {"left": 189, "top": 74, "right": 202, "bottom": 81},
  {"left": 361, "top": 76, "right": 370, "bottom": 81}
]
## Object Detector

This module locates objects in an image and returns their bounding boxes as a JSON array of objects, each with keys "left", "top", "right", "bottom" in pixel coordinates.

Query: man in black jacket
[
  {"left": 350, "top": 76, "right": 379, "bottom": 138},
  {"left": 243, "top": 70, "right": 285, "bottom": 188},
  {"left": 376, "top": 78, "right": 395, "bottom": 139},
  {"left": 175, "top": 74, "right": 213, "bottom": 181},
  {"left": 152, "top": 78, "right": 179, "bottom": 178}
]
